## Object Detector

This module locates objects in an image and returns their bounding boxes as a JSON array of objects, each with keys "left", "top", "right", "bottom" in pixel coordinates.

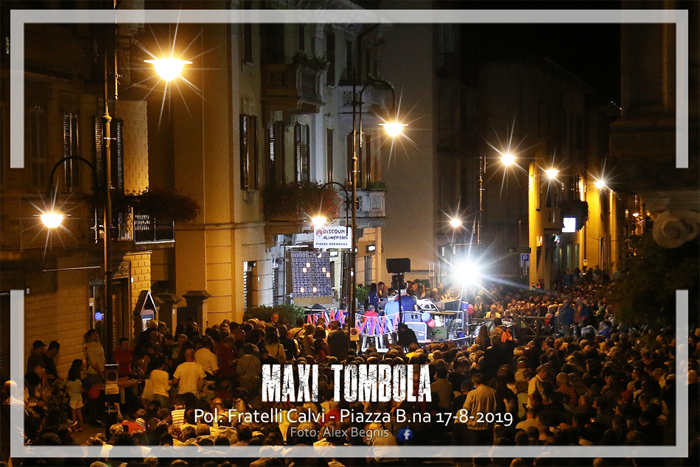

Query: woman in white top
[{"left": 149, "top": 356, "right": 171, "bottom": 409}]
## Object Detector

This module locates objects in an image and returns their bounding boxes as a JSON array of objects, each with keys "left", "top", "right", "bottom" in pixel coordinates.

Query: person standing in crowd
[
  {"left": 462, "top": 373, "right": 497, "bottom": 445},
  {"left": 217, "top": 336, "right": 238, "bottom": 384},
  {"left": 149, "top": 356, "right": 171, "bottom": 409},
  {"left": 172, "top": 348, "right": 205, "bottom": 396},
  {"left": 326, "top": 321, "right": 348, "bottom": 360},
  {"left": 236, "top": 344, "right": 261, "bottom": 391},
  {"left": 26, "top": 340, "right": 46, "bottom": 375},
  {"left": 194, "top": 337, "right": 219, "bottom": 381},
  {"left": 43, "top": 341, "right": 60, "bottom": 381},
  {"left": 85, "top": 329, "right": 105, "bottom": 384},
  {"left": 65, "top": 366, "right": 83, "bottom": 431},
  {"left": 114, "top": 337, "right": 133, "bottom": 379}
]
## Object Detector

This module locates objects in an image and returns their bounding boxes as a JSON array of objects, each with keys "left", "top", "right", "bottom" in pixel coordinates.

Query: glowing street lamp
[
  {"left": 41, "top": 212, "right": 64, "bottom": 229},
  {"left": 144, "top": 58, "right": 192, "bottom": 81},
  {"left": 449, "top": 217, "right": 463, "bottom": 229},
  {"left": 594, "top": 179, "right": 606, "bottom": 189},
  {"left": 311, "top": 215, "right": 328, "bottom": 228},
  {"left": 454, "top": 260, "right": 481, "bottom": 285},
  {"left": 545, "top": 168, "right": 559, "bottom": 179},
  {"left": 380, "top": 122, "right": 405, "bottom": 137},
  {"left": 500, "top": 153, "right": 516, "bottom": 167}
]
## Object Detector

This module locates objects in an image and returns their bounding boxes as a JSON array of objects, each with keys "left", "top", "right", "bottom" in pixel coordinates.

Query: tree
[{"left": 609, "top": 231, "right": 699, "bottom": 326}]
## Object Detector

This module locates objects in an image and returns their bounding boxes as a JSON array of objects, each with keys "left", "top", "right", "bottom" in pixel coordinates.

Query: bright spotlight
[
  {"left": 311, "top": 215, "right": 328, "bottom": 228},
  {"left": 144, "top": 58, "right": 192, "bottom": 81},
  {"left": 594, "top": 180, "right": 606, "bottom": 189},
  {"left": 381, "top": 122, "right": 405, "bottom": 137},
  {"left": 41, "top": 212, "right": 64, "bottom": 228},
  {"left": 500, "top": 154, "right": 516, "bottom": 166},
  {"left": 453, "top": 261, "right": 480, "bottom": 285},
  {"left": 545, "top": 168, "right": 559, "bottom": 179},
  {"left": 449, "top": 218, "right": 463, "bottom": 228}
]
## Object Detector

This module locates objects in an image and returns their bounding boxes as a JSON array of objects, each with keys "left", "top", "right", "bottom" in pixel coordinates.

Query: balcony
[
  {"left": 115, "top": 207, "right": 175, "bottom": 245},
  {"left": 338, "top": 189, "right": 386, "bottom": 229},
  {"left": 262, "top": 63, "right": 325, "bottom": 114},
  {"left": 542, "top": 207, "right": 562, "bottom": 231}
]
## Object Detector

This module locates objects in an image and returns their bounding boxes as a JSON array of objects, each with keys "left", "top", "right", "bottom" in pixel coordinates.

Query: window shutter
[
  {"left": 63, "top": 113, "right": 80, "bottom": 193},
  {"left": 240, "top": 115, "right": 249, "bottom": 189},
  {"left": 252, "top": 116, "right": 259, "bottom": 189},
  {"left": 94, "top": 116, "right": 104, "bottom": 183},
  {"left": 112, "top": 119, "right": 124, "bottom": 193}
]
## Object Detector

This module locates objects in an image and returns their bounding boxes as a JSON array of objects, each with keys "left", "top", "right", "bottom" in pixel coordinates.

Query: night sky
[
  {"left": 461, "top": 0, "right": 622, "bottom": 103},
  {"left": 378, "top": 0, "right": 623, "bottom": 103}
]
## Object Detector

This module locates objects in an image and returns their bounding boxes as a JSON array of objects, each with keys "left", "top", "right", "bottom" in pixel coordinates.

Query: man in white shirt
[
  {"left": 194, "top": 339, "right": 219, "bottom": 380},
  {"left": 527, "top": 364, "right": 549, "bottom": 407},
  {"left": 85, "top": 329, "right": 106, "bottom": 383},
  {"left": 173, "top": 349, "right": 205, "bottom": 395}
]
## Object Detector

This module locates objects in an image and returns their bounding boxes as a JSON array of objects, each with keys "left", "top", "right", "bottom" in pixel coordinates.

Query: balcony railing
[
  {"left": 115, "top": 207, "right": 175, "bottom": 244},
  {"left": 262, "top": 63, "right": 325, "bottom": 114}
]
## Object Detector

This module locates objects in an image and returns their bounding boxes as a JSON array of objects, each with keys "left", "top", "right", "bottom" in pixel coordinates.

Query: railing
[
  {"left": 115, "top": 207, "right": 174, "bottom": 244},
  {"left": 0, "top": 194, "right": 92, "bottom": 251},
  {"left": 340, "top": 189, "right": 385, "bottom": 219}
]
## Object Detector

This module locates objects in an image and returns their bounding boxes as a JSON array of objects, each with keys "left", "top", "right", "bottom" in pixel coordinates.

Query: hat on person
[
  {"left": 32, "top": 340, "right": 45, "bottom": 349},
  {"left": 48, "top": 341, "right": 60, "bottom": 350}
]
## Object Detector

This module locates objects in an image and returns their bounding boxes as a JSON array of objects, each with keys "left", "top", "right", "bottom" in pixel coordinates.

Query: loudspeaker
[
  {"left": 406, "top": 322, "right": 427, "bottom": 341},
  {"left": 386, "top": 258, "right": 411, "bottom": 274}
]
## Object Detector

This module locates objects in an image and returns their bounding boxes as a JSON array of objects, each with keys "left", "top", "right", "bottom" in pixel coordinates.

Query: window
[
  {"left": 0, "top": 106, "right": 4, "bottom": 187},
  {"left": 267, "top": 121, "right": 285, "bottom": 186},
  {"left": 29, "top": 108, "right": 46, "bottom": 189},
  {"left": 63, "top": 112, "right": 80, "bottom": 192},
  {"left": 294, "top": 123, "right": 310, "bottom": 183},
  {"left": 240, "top": 114, "right": 259, "bottom": 190},
  {"left": 242, "top": 0, "right": 253, "bottom": 63},
  {"left": 261, "top": 24, "right": 284, "bottom": 64},
  {"left": 298, "top": 24, "right": 305, "bottom": 51},
  {"left": 364, "top": 47, "right": 371, "bottom": 77},
  {"left": 94, "top": 117, "right": 124, "bottom": 194},
  {"left": 325, "top": 31, "right": 335, "bottom": 85},
  {"left": 361, "top": 133, "right": 371, "bottom": 188},
  {"left": 326, "top": 129, "right": 333, "bottom": 182},
  {"left": 243, "top": 261, "right": 257, "bottom": 311},
  {"left": 346, "top": 40, "right": 353, "bottom": 81},
  {"left": 364, "top": 256, "right": 373, "bottom": 285}
]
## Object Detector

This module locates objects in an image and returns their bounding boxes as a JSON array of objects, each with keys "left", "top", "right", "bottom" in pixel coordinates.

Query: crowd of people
[{"left": 3, "top": 280, "right": 699, "bottom": 467}]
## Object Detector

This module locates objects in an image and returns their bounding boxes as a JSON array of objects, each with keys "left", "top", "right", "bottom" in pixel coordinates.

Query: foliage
[
  {"left": 114, "top": 187, "right": 200, "bottom": 223},
  {"left": 243, "top": 304, "right": 306, "bottom": 326},
  {"left": 366, "top": 181, "right": 387, "bottom": 192},
  {"left": 262, "top": 181, "right": 341, "bottom": 221},
  {"left": 291, "top": 51, "right": 330, "bottom": 71},
  {"left": 355, "top": 285, "right": 370, "bottom": 306},
  {"left": 609, "top": 231, "right": 699, "bottom": 326}
]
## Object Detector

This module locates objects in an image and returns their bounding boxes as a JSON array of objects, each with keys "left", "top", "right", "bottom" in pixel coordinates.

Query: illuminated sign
[
  {"left": 313, "top": 226, "right": 352, "bottom": 249},
  {"left": 562, "top": 217, "right": 577, "bottom": 232}
]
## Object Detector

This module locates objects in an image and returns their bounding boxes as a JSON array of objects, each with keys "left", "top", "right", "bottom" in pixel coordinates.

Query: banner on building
[{"left": 313, "top": 226, "right": 352, "bottom": 249}]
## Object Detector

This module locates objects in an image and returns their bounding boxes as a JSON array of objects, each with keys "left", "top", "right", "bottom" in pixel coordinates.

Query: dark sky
[
  {"left": 376, "top": 0, "right": 623, "bottom": 103},
  {"left": 448, "top": 0, "right": 622, "bottom": 103}
]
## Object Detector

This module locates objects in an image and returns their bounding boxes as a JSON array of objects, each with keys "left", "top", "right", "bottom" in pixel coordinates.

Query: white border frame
[{"left": 7, "top": 7, "right": 691, "bottom": 459}]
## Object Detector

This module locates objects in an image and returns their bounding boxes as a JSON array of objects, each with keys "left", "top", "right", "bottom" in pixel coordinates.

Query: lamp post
[
  {"left": 40, "top": 22, "right": 189, "bottom": 361},
  {"left": 311, "top": 181, "right": 351, "bottom": 308},
  {"left": 349, "top": 79, "right": 404, "bottom": 328}
]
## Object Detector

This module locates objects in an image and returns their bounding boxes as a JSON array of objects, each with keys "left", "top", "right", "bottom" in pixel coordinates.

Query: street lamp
[
  {"left": 449, "top": 217, "right": 463, "bottom": 229},
  {"left": 500, "top": 153, "right": 516, "bottom": 167},
  {"left": 594, "top": 179, "right": 607, "bottom": 189},
  {"left": 545, "top": 168, "right": 559, "bottom": 179},
  {"left": 349, "top": 78, "right": 404, "bottom": 327},
  {"left": 145, "top": 58, "right": 192, "bottom": 81},
  {"left": 40, "top": 34, "right": 188, "bottom": 362}
]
